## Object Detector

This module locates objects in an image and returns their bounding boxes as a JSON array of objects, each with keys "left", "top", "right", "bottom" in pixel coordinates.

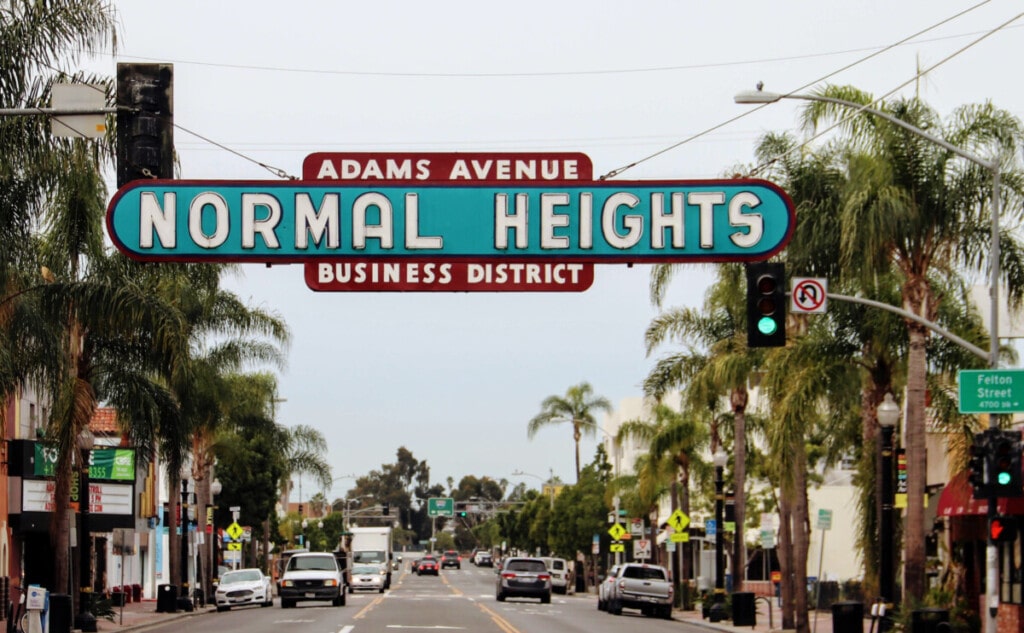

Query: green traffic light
[
  {"left": 999, "top": 472, "right": 1012, "bottom": 486},
  {"left": 757, "top": 316, "right": 778, "bottom": 336}
]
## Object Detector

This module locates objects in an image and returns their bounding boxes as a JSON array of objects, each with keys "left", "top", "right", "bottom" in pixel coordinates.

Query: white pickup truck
[
  {"left": 278, "top": 552, "right": 346, "bottom": 608},
  {"left": 606, "top": 562, "right": 673, "bottom": 619}
]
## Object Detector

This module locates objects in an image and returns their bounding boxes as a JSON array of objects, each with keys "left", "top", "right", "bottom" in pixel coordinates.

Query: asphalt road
[{"left": 145, "top": 561, "right": 710, "bottom": 633}]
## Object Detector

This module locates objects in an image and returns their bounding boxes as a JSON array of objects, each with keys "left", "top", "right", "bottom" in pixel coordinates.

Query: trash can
[
  {"left": 131, "top": 584, "right": 142, "bottom": 602},
  {"left": 911, "top": 608, "right": 949, "bottom": 633},
  {"left": 110, "top": 590, "right": 126, "bottom": 607},
  {"left": 48, "top": 593, "right": 73, "bottom": 633},
  {"left": 156, "top": 584, "right": 178, "bottom": 613},
  {"left": 831, "top": 601, "right": 864, "bottom": 633},
  {"left": 732, "top": 591, "right": 756, "bottom": 626}
]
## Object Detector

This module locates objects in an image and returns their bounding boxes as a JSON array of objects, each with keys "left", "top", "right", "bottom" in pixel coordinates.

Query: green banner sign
[{"left": 34, "top": 444, "right": 135, "bottom": 480}]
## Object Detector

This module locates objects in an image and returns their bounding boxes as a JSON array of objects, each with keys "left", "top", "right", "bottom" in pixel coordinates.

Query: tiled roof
[{"left": 89, "top": 407, "right": 119, "bottom": 434}]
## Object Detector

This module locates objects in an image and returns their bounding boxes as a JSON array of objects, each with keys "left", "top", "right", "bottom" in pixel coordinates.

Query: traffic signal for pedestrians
[
  {"left": 989, "top": 515, "right": 1018, "bottom": 543},
  {"left": 745, "top": 262, "right": 786, "bottom": 348},
  {"left": 116, "top": 63, "right": 173, "bottom": 188},
  {"left": 987, "top": 429, "right": 1023, "bottom": 498},
  {"left": 968, "top": 432, "right": 988, "bottom": 499},
  {"left": 382, "top": 502, "right": 390, "bottom": 516}
]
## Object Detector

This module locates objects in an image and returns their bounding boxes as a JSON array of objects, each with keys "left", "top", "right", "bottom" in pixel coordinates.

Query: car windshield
[
  {"left": 443, "top": 552, "right": 458, "bottom": 558},
  {"left": 221, "top": 570, "right": 261, "bottom": 583},
  {"left": 551, "top": 560, "right": 564, "bottom": 570},
  {"left": 288, "top": 556, "right": 336, "bottom": 571},
  {"left": 353, "top": 565, "right": 380, "bottom": 575},
  {"left": 353, "top": 551, "right": 385, "bottom": 564},
  {"left": 506, "top": 560, "right": 546, "bottom": 572}
]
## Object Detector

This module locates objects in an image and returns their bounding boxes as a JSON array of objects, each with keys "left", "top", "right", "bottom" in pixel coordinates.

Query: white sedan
[
  {"left": 349, "top": 564, "right": 387, "bottom": 593},
  {"left": 214, "top": 568, "right": 273, "bottom": 611}
]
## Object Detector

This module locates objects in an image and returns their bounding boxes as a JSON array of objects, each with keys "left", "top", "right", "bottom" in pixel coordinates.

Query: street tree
[
  {"left": 527, "top": 382, "right": 612, "bottom": 482},
  {"left": 798, "top": 85, "right": 1024, "bottom": 600}
]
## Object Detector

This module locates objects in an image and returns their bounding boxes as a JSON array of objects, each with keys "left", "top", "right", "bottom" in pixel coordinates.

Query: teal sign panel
[
  {"left": 958, "top": 369, "right": 1024, "bottom": 413},
  {"left": 107, "top": 179, "right": 795, "bottom": 263}
]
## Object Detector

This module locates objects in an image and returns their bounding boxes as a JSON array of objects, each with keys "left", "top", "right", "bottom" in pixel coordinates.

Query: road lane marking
[
  {"left": 353, "top": 595, "right": 386, "bottom": 619},
  {"left": 338, "top": 627, "right": 354, "bottom": 633},
  {"left": 476, "top": 603, "right": 521, "bottom": 633}
]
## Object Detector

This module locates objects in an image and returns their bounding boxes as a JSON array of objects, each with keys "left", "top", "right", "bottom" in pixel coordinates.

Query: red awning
[{"left": 936, "top": 471, "right": 1024, "bottom": 517}]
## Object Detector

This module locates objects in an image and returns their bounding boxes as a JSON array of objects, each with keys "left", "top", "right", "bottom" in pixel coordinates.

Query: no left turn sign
[{"left": 791, "top": 277, "right": 828, "bottom": 314}]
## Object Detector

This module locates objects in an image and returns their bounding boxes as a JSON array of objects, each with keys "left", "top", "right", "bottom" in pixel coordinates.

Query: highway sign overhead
[
  {"left": 959, "top": 369, "right": 1024, "bottom": 413},
  {"left": 428, "top": 497, "right": 454, "bottom": 517}
]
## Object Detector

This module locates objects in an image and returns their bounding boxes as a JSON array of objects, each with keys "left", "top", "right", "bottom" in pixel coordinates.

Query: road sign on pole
[
  {"left": 428, "top": 497, "right": 454, "bottom": 517},
  {"left": 958, "top": 369, "right": 1024, "bottom": 413},
  {"left": 791, "top": 277, "right": 828, "bottom": 313}
]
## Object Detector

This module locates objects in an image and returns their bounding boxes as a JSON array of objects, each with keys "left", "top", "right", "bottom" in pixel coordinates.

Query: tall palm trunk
[
  {"left": 573, "top": 422, "right": 582, "bottom": 482},
  {"left": 777, "top": 492, "right": 794, "bottom": 630},
  {"left": 730, "top": 387, "right": 748, "bottom": 592},
  {"left": 168, "top": 468, "right": 183, "bottom": 588},
  {"left": 903, "top": 322, "right": 928, "bottom": 601},
  {"left": 791, "top": 450, "right": 811, "bottom": 633}
]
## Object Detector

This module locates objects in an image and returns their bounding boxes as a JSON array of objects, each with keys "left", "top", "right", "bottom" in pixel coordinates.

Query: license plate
[{"left": 305, "top": 592, "right": 316, "bottom": 598}]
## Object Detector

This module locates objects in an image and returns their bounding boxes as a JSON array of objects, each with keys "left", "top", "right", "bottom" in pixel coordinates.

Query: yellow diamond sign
[
  {"left": 668, "top": 509, "right": 690, "bottom": 532},
  {"left": 227, "top": 522, "right": 244, "bottom": 541},
  {"left": 608, "top": 522, "right": 627, "bottom": 540}
]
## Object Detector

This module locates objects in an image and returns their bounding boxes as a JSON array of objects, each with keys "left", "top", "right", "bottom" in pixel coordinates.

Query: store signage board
[{"left": 107, "top": 179, "right": 795, "bottom": 264}]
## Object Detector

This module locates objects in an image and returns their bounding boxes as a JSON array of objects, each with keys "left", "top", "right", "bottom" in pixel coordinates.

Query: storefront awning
[{"left": 935, "top": 471, "right": 1024, "bottom": 517}]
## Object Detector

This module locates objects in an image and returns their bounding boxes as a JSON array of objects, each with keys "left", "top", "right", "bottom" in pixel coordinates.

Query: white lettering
[
  {"left": 315, "top": 160, "right": 338, "bottom": 179},
  {"left": 540, "top": 193, "right": 571, "bottom": 249},
  {"left": 295, "top": 193, "right": 340, "bottom": 249},
  {"left": 494, "top": 193, "right": 529, "bottom": 249},
  {"left": 602, "top": 193, "right": 642, "bottom": 249},
  {"left": 139, "top": 192, "right": 176, "bottom": 248},
  {"left": 404, "top": 193, "right": 443, "bottom": 249},
  {"left": 241, "top": 193, "right": 281, "bottom": 249},
  {"left": 729, "top": 192, "right": 763, "bottom": 248},
  {"left": 688, "top": 191, "right": 725, "bottom": 249},
  {"left": 352, "top": 193, "right": 394, "bottom": 250},
  {"left": 650, "top": 192, "right": 685, "bottom": 249},
  {"left": 188, "top": 192, "right": 229, "bottom": 249}
]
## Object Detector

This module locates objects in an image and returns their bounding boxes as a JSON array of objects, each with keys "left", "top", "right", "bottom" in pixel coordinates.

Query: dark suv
[{"left": 441, "top": 550, "right": 461, "bottom": 569}]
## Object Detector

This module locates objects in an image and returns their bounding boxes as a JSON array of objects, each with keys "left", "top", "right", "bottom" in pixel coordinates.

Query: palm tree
[
  {"left": 799, "top": 85, "right": 1024, "bottom": 600},
  {"left": 644, "top": 263, "right": 759, "bottom": 592},
  {"left": 616, "top": 401, "right": 709, "bottom": 606},
  {"left": 527, "top": 382, "right": 612, "bottom": 482}
]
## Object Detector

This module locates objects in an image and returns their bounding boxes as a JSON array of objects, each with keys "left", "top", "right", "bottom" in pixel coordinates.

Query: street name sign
[
  {"left": 816, "top": 509, "right": 833, "bottom": 531},
  {"left": 958, "top": 369, "right": 1024, "bottom": 413},
  {"left": 107, "top": 179, "right": 795, "bottom": 263},
  {"left": 302, "top": 151, "right": 595, "bottom": 182}
]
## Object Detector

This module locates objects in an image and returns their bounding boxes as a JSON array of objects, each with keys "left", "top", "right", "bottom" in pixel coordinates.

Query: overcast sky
[{"left": 87, "top": 1, "right": 1024, "bottom": 501}]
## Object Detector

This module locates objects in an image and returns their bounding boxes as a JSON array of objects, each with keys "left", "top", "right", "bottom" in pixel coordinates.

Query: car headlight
[
  {"left": 324, "top": 579, "right": 338, "bottom": 587},
  {"left": 282, "top": 580, "right": 294, "bottom": 587}
]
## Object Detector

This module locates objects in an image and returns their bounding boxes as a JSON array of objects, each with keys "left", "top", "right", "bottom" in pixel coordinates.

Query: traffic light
[
  {"left": 745, "top": 262, "right": 786, "bottom": 348},
  {"left": 116, "top": 63, "right": 173, "bottom": 188},
  {"left": 382, "top": 502, "right": 390, "bottom": 516},
  {"left": 989, "top": 515, "right": 1017, "bottom": 543},
  {"left": 968, "top": 431, "right": 988, "bottom": 499},
  {"left": 297, "top": 503, "right": 304, "bottom": 516},
  {"left": 987, "top": 429, "right": 1023, "bottom": 498}
]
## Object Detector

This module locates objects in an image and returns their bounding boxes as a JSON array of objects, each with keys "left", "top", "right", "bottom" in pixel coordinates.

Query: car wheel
[
  {"left": 281, "top": 599, "right": 294, "bottom": 609},
  {"left": 347, "top": 586, "right": 354, "bottom": 594},
  {"left": 262, "top": 599, "right": 272, "bottom": 607},
  {"left": 338, "top": 591, "right": 347, "bottom": 607},
  {"left": 378, "top": 587, "right": 385, "bottom": 594},
  {"left": 496, "top": 591, "right": 506, "bottom": 602},
  {"left": 216, "top": 606, "right": 228, "bottom": 612},
  {"left": 661, "top": 605, "right": 673, "bottom": 620},
  {"left": 541, "top": 593, "right": 551, "bottom": 604},
  {"left": 597, "top": 599, "right": 604, "bottom": 611}
]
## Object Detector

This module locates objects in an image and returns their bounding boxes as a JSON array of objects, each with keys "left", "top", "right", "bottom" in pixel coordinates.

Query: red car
[{"left": 416, "top": 556, "right": 439, "bottom": 576}]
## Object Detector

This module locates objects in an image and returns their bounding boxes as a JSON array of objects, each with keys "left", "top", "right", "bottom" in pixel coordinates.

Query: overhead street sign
[
  {"left": 959, "top": 369, "right": 1024, "bottom": 413},
  {"left": 428, "top": 497, "right": 454, "bottom": 517},
  {"left": 107, "top": 179, "right": 795, "bottom": 263},
  {"left": 302, "top": 152, "right": 595, "bottom": 182}
]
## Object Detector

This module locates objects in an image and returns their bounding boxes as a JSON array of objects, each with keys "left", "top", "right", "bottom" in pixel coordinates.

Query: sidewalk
[
  {"left": 675, "top": 603, "right": 876, "bottom": 633},
  {"left": 88, "top": 598, "right": 215, "bottom": 633}
]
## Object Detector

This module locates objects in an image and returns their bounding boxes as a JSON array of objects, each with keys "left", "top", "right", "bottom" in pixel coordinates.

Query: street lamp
[
  {"left": 710, "top": 448, "right": 728, "bottom": 622},
  {"left": 511, "top": 469, "right": 555, "bottom": 510},
  {"left": 75, "top": 427, "right": 97, "bottom": 633},
  {"left": 877, "top": 393, "right": 900, "bottom": 627},
  {"left": 180, "top": 463, "right": 192, "bottom": 607},
  {"left": 735, "top": 87, "right": 1004, "bottom": 630},
  {"left": 208, "top": 479, "right": 222, "bottom": 594}
]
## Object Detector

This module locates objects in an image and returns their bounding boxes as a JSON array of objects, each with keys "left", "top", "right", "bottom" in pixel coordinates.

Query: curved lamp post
[
  {"left": 735, "top": 87, "right": 1003, "bottom": 630},
  {"left": 75, "top": 427, "right": 97, "bottom": 632},
  {"left": 877, "top": 393, "right": 900, "bottom": 627}
]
